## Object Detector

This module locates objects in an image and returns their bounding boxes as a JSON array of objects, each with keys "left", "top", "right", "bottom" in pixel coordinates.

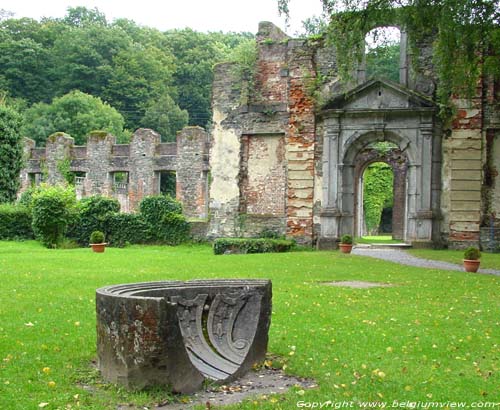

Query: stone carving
[{"left": 96, "top": 279, "right": 272, "bottom": 393}]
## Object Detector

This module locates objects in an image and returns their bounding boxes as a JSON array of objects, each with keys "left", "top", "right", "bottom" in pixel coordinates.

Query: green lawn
[
  {"left": 1, "top": 241, "right": 499, "bottom": 409},
  {"left": 408, "top": 249, "right": 500, "bottom": 270}
]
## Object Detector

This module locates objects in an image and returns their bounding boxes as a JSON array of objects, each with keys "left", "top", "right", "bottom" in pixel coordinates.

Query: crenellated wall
[{"left": 20, "top": 127, "right": 209, "bottom": 219}]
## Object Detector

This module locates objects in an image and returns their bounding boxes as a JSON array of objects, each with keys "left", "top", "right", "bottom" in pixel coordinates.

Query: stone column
[
  {"left": 19, "top": 138, "right": 36, "bottom": 194},
  {"left": 318, "top": 116, "right": 342, "bottom": 248},
  {"left": 415, "top": 124, "right": 434, "bottom": 240},
  {"left": 208, "top": 62, "right": 243, "bottom": 238},
  {"left": 86, "top": 132, "right": 116, "bottom": 197},
  {"left": 45, "top": 133, "right": 74, "bottom": 185},
  {"left": 129, "top": 129, "right": 160, "bottom": 211},
  {"left": 176, "top": 126, "right": 209, "bottom": 219}
]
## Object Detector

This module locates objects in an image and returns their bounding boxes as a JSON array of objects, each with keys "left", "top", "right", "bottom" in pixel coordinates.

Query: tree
[
  {"left": 366, "top": 43, "right": 400, "bottom": 82},
  {"left": 278, "top": 0, "right": 500, "bottom": 104},
  {"left": 165, "top": 29, "right": 253, "bottom": 128},
  {"left": 140, "top": 94, "right": 189, "bottom": 142},
  {"left": 0, "top": 103, "right": 23, "bottom": 203},
  {"left": 21, "top": 90, "right": 126, "bottom": 145}
]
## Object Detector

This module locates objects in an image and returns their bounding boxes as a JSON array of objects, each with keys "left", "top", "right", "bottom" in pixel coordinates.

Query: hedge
[
  {"left": 104, "top": 213, "right": 152, "bottom": 247},
  {"left": 139, "top": 195, "right": 190, "bottom": 245},
  {"left": 69, "top": 195, "right": 120, "bottom": 245},
  {"left": 213, "top": 238, "right": 295, "bottom": 255},
  {"left": 0, "top": 204, "right": 33, "bottom": 240}
]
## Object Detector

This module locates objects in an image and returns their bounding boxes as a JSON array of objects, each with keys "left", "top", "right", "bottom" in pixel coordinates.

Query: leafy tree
[
  {"left": 21, "top": 90, "right": 126, "bottom": 145},
  {"left": 141, "top": 94, "right": 189, "bottom": 142},
  {"left": 103, "top": 44, "right": 176, "bottom": 129},
  {"left": 366, "top": 43, "right": 400, "bottom": 82},
  {"left": 165, "top": 29, "right": 253, "bottom": 128},
  {"left": 278, "top": 0, "right": 500, "bottom": 105},
  {"left": 0, "top": 103, "right": 23, "bottom": 203},
  {"left": 62, "top": 6, "right": 107, "bottom": 27}
]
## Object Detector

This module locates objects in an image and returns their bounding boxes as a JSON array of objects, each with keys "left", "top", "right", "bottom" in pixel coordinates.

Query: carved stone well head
[{"left": 96, "top": 279, "right": 272, "bottom": 393}]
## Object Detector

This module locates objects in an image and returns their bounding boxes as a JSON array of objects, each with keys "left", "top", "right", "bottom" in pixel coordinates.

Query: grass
[
  {"left": 1, "top": 241, "right": 499, "bottom": 409},
  {"left": 356, "top": 236, "right": 403, "bottom": 244},
  {"left": 408, "top": 249, "right": 500, "bottom": 270}
]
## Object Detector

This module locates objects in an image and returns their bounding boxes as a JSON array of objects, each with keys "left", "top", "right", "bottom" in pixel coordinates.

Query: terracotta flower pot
[
  {"left": 91, "top": 243, "right": 107, "bottom": 253},
  {"left": 463, "top": 259, "right": 480, "bottom": 273},
  {"left": 339, "top": 243, "right": 353, "bottom": 254}
]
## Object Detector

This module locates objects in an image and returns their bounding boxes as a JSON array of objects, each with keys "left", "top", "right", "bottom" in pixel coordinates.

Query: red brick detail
[
  {"left": 286, "top": 69, "right": 316, "bottom": 242},
  {"left": 240, "top": 135, "right": 286, "bottom": 215},
  {"left": 255, "top": 61, "right": 287, "bottom": 102},
  {"left": 449, "top": 231, "right": 480, "bottom": 241}
]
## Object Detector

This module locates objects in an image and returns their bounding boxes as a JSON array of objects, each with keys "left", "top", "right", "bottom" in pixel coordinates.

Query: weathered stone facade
[
  {"left": 208, "top": 22, "right": 500, "bottom": 249},
  {"left": 20, "top": 127, "right": 209, "bottom": 219},
  {"left": 17, "top": 21, "right": 500, "bottom": 249}
]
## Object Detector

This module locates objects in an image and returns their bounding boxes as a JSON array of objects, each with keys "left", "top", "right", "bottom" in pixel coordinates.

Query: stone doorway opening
[{"left": 353, "top": 142, "right": 408, "bottom": 241}]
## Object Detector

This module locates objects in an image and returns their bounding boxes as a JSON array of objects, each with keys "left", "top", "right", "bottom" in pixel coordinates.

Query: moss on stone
[{"left": 89, "top": 130, "right": 109, "bottom": 139}]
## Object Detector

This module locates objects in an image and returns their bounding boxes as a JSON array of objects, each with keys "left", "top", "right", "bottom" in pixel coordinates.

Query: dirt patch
[
  {"left": 118, "top": 368, "right": 316, "bottom": 410},
  {"left": 322, "top": 281, "right": 394, "bottom": 289}
]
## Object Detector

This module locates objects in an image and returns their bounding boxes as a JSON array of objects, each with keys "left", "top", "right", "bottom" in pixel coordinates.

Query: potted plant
[
  {"left": 463, "top": 246, "right": 481, "bottom": 272},
  {"left": 339, "top": 234, "right": 354, "bottom": 254},
  {"left": 90, "top": 230, "right": 107, "bottom": 253}
]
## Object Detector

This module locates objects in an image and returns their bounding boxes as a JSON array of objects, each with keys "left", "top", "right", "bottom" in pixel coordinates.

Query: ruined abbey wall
[
  {"left": 17, "top": 21, "right": 500, "bottom": 250},
  {"left": 208, "top": 22, "right": 500, "bottom": 249},
  {"left": 20, "top": 127, "right": 209, "bottom": 219}
]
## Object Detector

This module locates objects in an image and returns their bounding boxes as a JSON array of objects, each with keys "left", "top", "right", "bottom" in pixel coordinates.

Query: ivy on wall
[{"left": 363, "top": 162, "right": 394, "bottom": 234}]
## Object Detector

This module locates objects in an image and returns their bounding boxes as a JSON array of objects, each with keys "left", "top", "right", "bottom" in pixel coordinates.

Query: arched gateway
[{"left": 316, "top": 79, "right": 441, "bottom": 247}]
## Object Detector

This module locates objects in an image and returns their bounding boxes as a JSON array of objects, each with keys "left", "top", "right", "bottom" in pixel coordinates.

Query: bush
[
  {"left": 0, "top": 204, "right": 33, "bottom": 240},
  {"left": 90, "top": 230, "right": 105, "bottom": 244},
  {"left": 340, "top": 234, "right": 353, "bottom": 244},
  {"left": 213, "top": 238, "right": 295, "bottom": 255},
  {"left": 104, "top": 213, "right": 151, "bottom": 247},
  {"left": 139, "top": 195, "right": 190, "bottom": 244},
  {"left": 31, "top": 185, "right": 77, "bottom": 248},
  {"left": 69, "top": 196, "right": 120, "bottom": 245},
  {"left": 464, "top": 247, "right": 481, "bottom": 260},
  {"left": 17, "top": 187, "right": 37, "bottom": 209}
]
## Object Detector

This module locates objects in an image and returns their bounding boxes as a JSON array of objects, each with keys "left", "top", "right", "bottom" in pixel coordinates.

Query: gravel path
[{"left": 352, "top": 247, "right": 500, "bottom": 276}]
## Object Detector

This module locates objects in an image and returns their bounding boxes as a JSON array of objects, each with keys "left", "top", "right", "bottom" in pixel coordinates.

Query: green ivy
[{"left": 363, "top": 162, "right": 393, "bottom": 234}]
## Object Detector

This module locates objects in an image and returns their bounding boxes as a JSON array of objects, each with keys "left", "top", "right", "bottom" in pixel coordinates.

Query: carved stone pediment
[{"left": 322, "top": 79, "right": 436, "bottom": 112}]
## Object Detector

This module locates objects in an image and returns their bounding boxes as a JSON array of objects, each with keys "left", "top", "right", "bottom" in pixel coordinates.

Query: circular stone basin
[{"left": 96, "top": 279, "right": 272, "bottom": 393}]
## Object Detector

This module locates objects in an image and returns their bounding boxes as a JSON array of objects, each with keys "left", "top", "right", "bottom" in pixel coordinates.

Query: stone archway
[
  {"left": 316, "top": 79, "right": 441, "bottom": 248},
  {"left": 353, "top": 146, "right": 408, "bottom": 240}
]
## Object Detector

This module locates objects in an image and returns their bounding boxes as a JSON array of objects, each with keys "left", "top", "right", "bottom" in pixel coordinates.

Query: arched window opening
[{"left": 365, "top": 26, "right": 401, "bottom": 83}]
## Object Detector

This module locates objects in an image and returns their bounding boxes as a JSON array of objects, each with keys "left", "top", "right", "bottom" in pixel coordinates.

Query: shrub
[
  {"left": 213, "top": 238, "right": 295, "bottom": 255},
  {"left": 17, "top": 187, "right": 37, "bottom": 209},
  {"left": 0, "top": 204, "right": 33, "bottom": 240},
  {"left": 90, "top": 230, "right": 105, "bottom": 244},
  {"left": 31, "top": 185, "right": 77, "bottom": 248},
  {"left": 464, "top": 247, "right": 481, "bottom": 260},
  {"left": 69, "top": 196, "right": 120, "bottom": 245},
  {"left": 259, "top": 228, "right": 283, "bottom": 239},
  {"left": 104, "top": 213, "right": 151, "bottom": 247},
  {"left": 139, "top": 195, "right": 190, "bottom": 244},
  {"left": 340, "top": 234, "right": 353, "bottom": 244}
]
